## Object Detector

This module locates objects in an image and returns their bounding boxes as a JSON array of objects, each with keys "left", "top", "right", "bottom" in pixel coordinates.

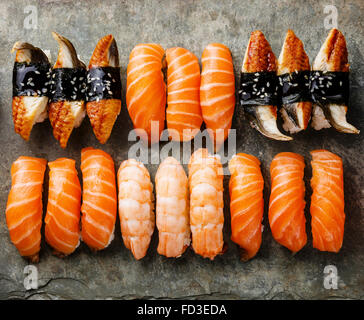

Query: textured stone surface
[{"left": 0, "top": 0, "right": 363, "bottom": 300}]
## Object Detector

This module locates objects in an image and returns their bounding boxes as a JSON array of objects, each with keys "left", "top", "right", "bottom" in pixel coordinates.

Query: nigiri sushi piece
[
  {"left": 126, "top": 44, "right": 166, "bottom": 144},
  {"left": 311, "top": 29, "right": 359, "bottom": 134},
  {"left": 11, "top": 42, "right": 50, "bottom": 140},
  {"left": 229, "top": 153, "right": 264, "bottom": 260},
  {"left": 278, "top": 30, "right": 312, "bottom": 133},
  {"left": 241, "top": 31, "right": 292, "bottom": 141},
  {"left": 188, "top": 148, "right": 224, "bottom": 260},
  {"left": 81, "top": 147, "right": 117, "bottom": 250},
  {"left": 5, "top": 156, "right": 47, "bottom": 262},
  {"left": 310, "top": 150, "right": 345, "bottom": 252},
  {"left": 48, "top": 32, "right": 87, "bottom": 148},
  {"left": 117, "top": 159, "right": 154, "bottom": 260},
  {"left": 87, "top": 35, "right": 122, "bottom": 144},
  {"left": 45, "top": 158, "right": 81, "bottom": 257},
  {"left": 166, "top": 47, "right": 202, "bottom": 141},
  {"left": 200, "top": 43, "right": 236, "bottom": 150},
  {"left": 155, "top": 157, "right": 190, "bottom": 257},
  {"left": 268, "top": 152, "right": 307, "bottom": 253}
]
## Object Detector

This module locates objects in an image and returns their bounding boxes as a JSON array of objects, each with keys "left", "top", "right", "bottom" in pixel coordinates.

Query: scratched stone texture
[{"left": 0, "top": 0, "right": 363, "bottom": 300}]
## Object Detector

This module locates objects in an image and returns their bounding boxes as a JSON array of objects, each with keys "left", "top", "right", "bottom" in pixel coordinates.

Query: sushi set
[{"left": 5, "top": 148, "right": 345, "bottom": 262}]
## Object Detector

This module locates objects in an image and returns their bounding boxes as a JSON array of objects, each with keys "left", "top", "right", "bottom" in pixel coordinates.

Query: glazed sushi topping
[
  {"left": 13, "top": 62, "right": 52, "bottom": 97},
  {"left": 278, "top": 70, "right": 311, "bottom": 105},
  {"left": 310, "top": 71, "right": 349, "bottom": 106},
  {"left": 239, "top": 72, "right": 280, "bottom": 107},
  {"left": 50, "top": 68, "right": 87, "bottom": 102},
  {"left": 86, "top": 67, "right": 121, "bottom": 102}
]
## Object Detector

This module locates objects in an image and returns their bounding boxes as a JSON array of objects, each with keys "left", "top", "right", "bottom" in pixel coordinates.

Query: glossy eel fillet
[
  {"left": 242, "top": 31, "right": 292, "bottom": 141},
  {"left": 200, "top": 43, "right": 236, "bottom": 150},
  {"left": 45, "top": 158, "right": 81, "bottom": 257},
  {"left": 117, "top": 159, "right": 154, "bottom": 260},
  {"left": 310, "top": 150, "right": 345, "bottom": 252},
  {"left": 166, "top": 47, "right": 202, "bottom": 141},
  {"left": 229, "top": 153, "right": 264, "bottom": 260},
  {"left": 5, "top": 156, "right": 47, "bottom": 262},
  {"left": 87, "top": 35, "right": 122, "bottom": 144},
  {"left": 11, "top": 42, "right": 49, "bottom": 140},
  {"left": 126, "top": 44, "right": 166, "bottom": 144},
  {"left": 81, "top": 147, "right": 117, "bottom": 250},
  {"left": 311, "top": 28, "right": 359, "bottom": 134},
  {"left": 49, "top": 32, "right": 86, "bottom": 148},
  {"left": 155, "top": 157, "right": 190, "bottom": 257},
  {"left": 188, "top": 148, "right": 224, "bottom": 260},
  {"left": 278, "top": 30, "right": 312, "bottom": 133},
  {"left": 269, "top": 152, "right": 307, "bottom": 252}
]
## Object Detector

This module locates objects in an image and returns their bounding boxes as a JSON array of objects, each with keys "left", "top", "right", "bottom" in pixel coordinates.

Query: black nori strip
[
  {"left": 310, "top": 71, "right": 349, "bottom": 106},
  {"left": 278, "top": 70, "right": 311, "bottom": 105},
  {"left": 13, "top": 62, "right": 51, "bottom": 97},
  {"left": 50, "top": 68, "right": 87, "bottom": 102},
  {"left": 86, "top": 67, "right": 121, "bottom": 102}
]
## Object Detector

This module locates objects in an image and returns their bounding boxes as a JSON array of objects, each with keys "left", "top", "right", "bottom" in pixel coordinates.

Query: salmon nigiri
[
  {"left": 45, "top": 158, "right": 81, "bottom": 257},
  {"left": 117, "top": 159, "right": 154, "bottom": 260},
  {"left": 155, "top": 157, "right": 190, "bottom": 257},
  {"left": 269, "top": 152, "right": 307, "bottom": 253},
  {"left": 81, "top": 147, "right": 117, "bottom": 250},
  {"left": 188, "top": 148, "right": 224, "bottom": 260},
  {"left": 200, "top": 43, "right": 236, "bottom": 150},
  {"left": 229, "top": 153, "right": 264, "bottom": 260},
  {"left": 126, "top": 44, "right": 166, "bottom": 144},
  {"left": 5, "top": 156, "right": 47, "bottom": 262},
  {"left": 166, "top": 47, "right": 202, "bottom": 141},
  {"left": 310, "top": 150, "right": 345, "bottom": 252}
]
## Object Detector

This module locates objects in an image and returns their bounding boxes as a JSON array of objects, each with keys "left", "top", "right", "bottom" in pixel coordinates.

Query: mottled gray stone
[{"left": 0, "top": 0, "right": 363, "bottom": 300}]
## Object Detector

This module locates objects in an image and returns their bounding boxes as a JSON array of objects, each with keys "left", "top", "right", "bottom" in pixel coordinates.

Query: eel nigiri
[
  {"left": 48, "top": 32, "right": 87, "bottom": 148},
  {"left": 117, "top": 159, "right": 154, "bottom": 260},
  {"left": 310, "top": 150, "right": 345, "bottom": 252},
  {"left": 155, "top": 157, "right": 190, "bottom": 257},
  {"left": 311, "top": 28, "right": 359, "bottom": 134},
  {"left": 81, "top": 147, "right": 117, "bottom": 251},
  {"left": 188, "top": 148, "right": 224, "bottom": 260},
  {"left": 278, "top": 30, "right": 312, "bottom": 133},
  {"left": 229, "top": 153, "right": 264, "bottom": 260},
  {"left": 241, "top": 31, "right": 292, "bottom": 141},
  {"left": 269, "top": 152, "right": 307, "bottom": 252},
  {"left": 87, "top": 35, "right": 122, "bottom": 144},
  {"left": 11, "top": 42, "right": 50, "bottom": 140},
  {"left": 5, "top": 156, "right": 47, "bottom": 262},
  {"left": 166, "top": 47, "right": 202, "bottom": 141},
  {"left": 200, "top": 43, "right": 236, "bottom": 150},
  {"left": 126, "top": 44, "right": 166, "bottom": 144},
  {"left": 45, "top": 158, "right": 81, "bottom": 257}
]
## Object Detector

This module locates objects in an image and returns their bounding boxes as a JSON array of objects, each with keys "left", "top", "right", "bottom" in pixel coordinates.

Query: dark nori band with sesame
[
  {"left": 310, "top": 71, "right": 349, "bottom": 106},
  {"left": 50, "top": 68, "right": 87, "bottom": 102},
  {"left": 239, "top": 71, "right": 280, "bottom": 116},
  {"left": 13, "top": 62, "right": 52, "bottom": 97},
  {"left": 86, "top": 67, "right": 121, "bottom": 102},
  {"left": 278, "top": 70, "right": 311, "bottom": 105}
]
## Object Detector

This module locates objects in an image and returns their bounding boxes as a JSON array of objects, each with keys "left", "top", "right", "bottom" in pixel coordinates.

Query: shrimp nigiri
[
  {"left": 188, "top": 148, "right": 224, "bottom": 260},
  {"left": 200, "top": 43, "right": 236, "bottom": 150},
  {"left": 45, "top": 158, "right": 81, "bottom": 257},
  {"left": 81, "top": 147, "right": 117, "bottom": 250},
  {"left": 5, "top": 156, "right": 47, "bottom": 262},
  {"left": 269, "top": 152, "right": 307, "bottom": 253},
  {"left": 229, "top": 153, "right": 264, "bottom": 260},
  {"left": 117, "top": 159, "right": 154, "bottom": 260},
  {"left": 126, "top": 44, "right": 166, "bottom": 144},
  {"left": 310, "top": 150, "right": 345, "bottom": 252},
  {"left": 155, "top": 157, "right": 190, "bottom": 257}
]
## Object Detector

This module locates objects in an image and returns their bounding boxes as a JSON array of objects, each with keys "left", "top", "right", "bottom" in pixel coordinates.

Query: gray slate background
[{"left": 0, "top": 0, "right": 363, "bottom": 299}]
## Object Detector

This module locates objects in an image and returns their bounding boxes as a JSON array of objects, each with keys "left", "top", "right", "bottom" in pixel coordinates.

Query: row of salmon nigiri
[{"left": 5, "top": 148, "right": 345, "bottom": 262}]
